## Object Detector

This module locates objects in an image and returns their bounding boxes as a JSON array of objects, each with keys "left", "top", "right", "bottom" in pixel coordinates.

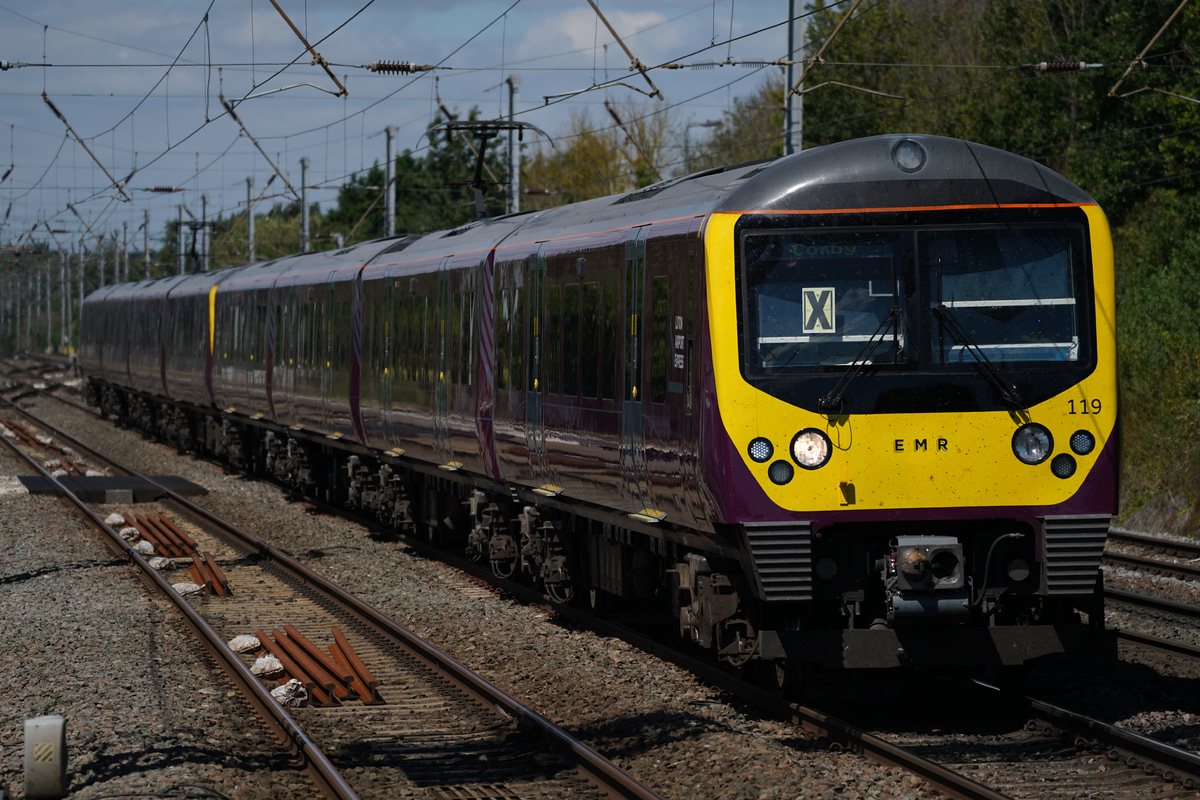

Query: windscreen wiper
[
  {"left": 817, "top": 305, "right": 902, "bottom": 414},
  {"left": 932, "top": 303, "right": 1025, "bottom": 407}
]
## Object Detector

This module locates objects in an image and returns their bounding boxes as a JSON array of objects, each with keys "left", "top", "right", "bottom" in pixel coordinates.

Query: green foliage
[
  {"left": 1113, "top": 191, "right": 1200, "bottom": 532},
  {"left": 689, "top": 74, "right": 786, "bottom": 171},
  {"left": 522, "top": 104, "right": 673, "bottom": 208}
]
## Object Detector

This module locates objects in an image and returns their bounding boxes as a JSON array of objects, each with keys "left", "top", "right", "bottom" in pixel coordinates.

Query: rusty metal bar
[
  {"left": 257, "top": 629, "right": 338, "bottom": 707},
  {"left": 271, "top": 629, "right": 345, "bottom": 704},
  {"left": 190, "top": 553, "right": 215, "bottom": 594},
  {"left": 156, "top": 514, "right": 198, "bottom": 551},
  {"left": 331, "top": 628, "right": 379, "bottom": 690},
  {"left": 134, "top": 514, "right": 182, "bottom": 556},
  {"left": 203, "top": 552, "right": 229, "bottom": 595},
  {"left": 283, "top": 626, "right": 359, "bottom": 702},
  {"left": 329, "top": 641, "right": 384, "bottom": 705}
]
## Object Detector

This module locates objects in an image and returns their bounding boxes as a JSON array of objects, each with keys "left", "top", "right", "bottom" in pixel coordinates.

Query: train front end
[{"left": 700, "top": 135, "right": 1118, "bottom": 672}]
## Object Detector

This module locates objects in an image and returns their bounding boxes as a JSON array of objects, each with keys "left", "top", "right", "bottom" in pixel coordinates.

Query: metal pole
[
  {"left": 247, "top": 177, "right": 256, "bottom": 261},
  {"left": 77, "top": 245, "right": 84, "bottom": 353},
  {"left": 144, "top": 209, "right": 151, "bottom": 279},
  {"left": 201, "top": 193, "right": 210, "bottom": 271},
  {"left": 98, "top": 238, "right": 105, "bottom": 289},
  {"left": 300, "top": 157, "right": 311, "bottom": 253},
  {"left": 786, "top": 0, "right": 805, "bottom": 155},
  {"left": 384, "top": 126, "right": 395, "bottom": 237},
  {"left": 45, "top": 264, "right": 51, "bottom": 353},
  {"left": 178, "top": 205, "right": 185, "bottom": 275},
  {"left": 506, "top": 76, "right": 520, "bottom": 215},
  {"left": 60, "top": 252, "right": 69, "bottom": 353}
]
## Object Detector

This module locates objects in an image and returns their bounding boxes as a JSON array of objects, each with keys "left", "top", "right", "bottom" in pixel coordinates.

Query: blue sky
[{"left": 0, "top": 0, "right": 800, "bottom": 252}]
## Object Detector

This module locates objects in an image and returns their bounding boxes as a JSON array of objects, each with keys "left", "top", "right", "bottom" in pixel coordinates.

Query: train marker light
[
  {"left": 791, "top": 429, "right": 832, "bottom": 469},
  {"left": 1051, "top": 454, "right": 1077, "bottom": 479},
  {"left": 1012, "top": 423, "right": 1052, "bottom": 465},
  {"left": 748, "top": 437, "right": 773, "bottom": 463},
  {"left": 1070, "top": 430, "right": 1095, "bottom": 455},
  {"left": 768, "top": 460, "right": 794, "bottom": 485}
]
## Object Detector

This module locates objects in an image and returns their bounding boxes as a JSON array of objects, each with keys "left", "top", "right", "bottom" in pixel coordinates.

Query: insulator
[
  {"left": 1035, "top": 61, "right": 1091, "bottom": 72},
  {"left": 369, "top": 61, "right": 434, "bottom": 74},
  {"left": 145, "top": 186, "right": 183, "bottom": 193}
]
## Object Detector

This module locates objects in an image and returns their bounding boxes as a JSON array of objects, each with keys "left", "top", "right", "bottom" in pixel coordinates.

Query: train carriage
[{"left": 81, "top": 134, "right": 1118, "bottom": 684}]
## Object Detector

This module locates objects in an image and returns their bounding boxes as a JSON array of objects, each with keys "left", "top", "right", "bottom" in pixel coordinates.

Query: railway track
[
  {"left": 7, "top": 370, "right": 1200, "bottom": 798},
  {"left": 0, "top": 393, "right": 660, "bottom": 800}
]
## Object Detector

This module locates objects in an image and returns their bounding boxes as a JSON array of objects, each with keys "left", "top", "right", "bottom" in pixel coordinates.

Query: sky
[{"left": 0, "top": 0, "right": 804, "bottom": 255}]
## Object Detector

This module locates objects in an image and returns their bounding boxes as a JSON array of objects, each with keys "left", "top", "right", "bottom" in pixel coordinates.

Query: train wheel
[
  {"left": 757, "top": 658, "right": 804, "bottom": 697},
  {"left": 587, "top": 586, "right": 610, "bottom": 618}
]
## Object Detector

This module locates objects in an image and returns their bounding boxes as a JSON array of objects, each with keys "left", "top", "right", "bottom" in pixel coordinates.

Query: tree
[
  {"left": 521, "top": 103, "right": 674, "bottom": 209},
  {"left": 688, "top": 74, "right": 786, "bottom": 172}
]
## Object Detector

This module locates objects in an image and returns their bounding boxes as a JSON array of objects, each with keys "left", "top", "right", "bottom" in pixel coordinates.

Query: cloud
[{"left": 517, "top": 8, "right": 674, "bottom": 64}]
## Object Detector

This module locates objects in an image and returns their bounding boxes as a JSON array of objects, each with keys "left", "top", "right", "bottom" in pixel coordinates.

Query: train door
[
  {"left": 377, "top": 265, "right": 396, "bottom": 441},
  {"left": 434, "top": 256, "right": 452, "bottom": 464},
  {"left": 525, "top": 243, "right": 553, "bottom": 485},
  {"left": 622, "top": 227, "right": 653, "bottom": 514},
  {"left": 279, "top": 277, "right": 298, "bottom": 425},
  {"left": 322, "top": 270, "right": 339, "bottom": 431}
]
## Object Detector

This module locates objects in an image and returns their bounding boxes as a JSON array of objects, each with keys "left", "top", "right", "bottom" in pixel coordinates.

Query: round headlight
[
  {"left": 1012, "top": 423, "right": 1052, "bottom": 465},
  {"left": 1051, "top": 453, "right": 1077, "bottom": 479},
  {"left": 768, "top": 460, "right": 795, "bottom": 485},
  {"left": 892, "top": 139, "right": 927, "bottom": 173},
  {"left": 1070, "top": 430, "right": 1095, "bottom": 456},
  {"left": 791, "top": 429, "right": 832, "bottom": 469},
  {"left": 748, "top": 437, "right": 773, "bottom": 463}
]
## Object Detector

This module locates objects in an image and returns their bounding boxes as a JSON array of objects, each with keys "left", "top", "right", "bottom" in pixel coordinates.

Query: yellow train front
[{"left": 694, "top": 135, "right": 1118, "bottom": 674}]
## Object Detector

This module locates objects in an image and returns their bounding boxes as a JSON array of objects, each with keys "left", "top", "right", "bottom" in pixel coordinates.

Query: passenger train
[{"left": 80, "top": 134, "right": 1119, "bottom": 686}]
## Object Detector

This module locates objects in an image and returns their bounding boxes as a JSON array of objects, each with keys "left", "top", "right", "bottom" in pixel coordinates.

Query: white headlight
[
  {"left": 1012, "top": 423, "right": 1052, "bottom": 465},
  {"left": 791, "top": 429, "right": 832, "bottom": 469}
]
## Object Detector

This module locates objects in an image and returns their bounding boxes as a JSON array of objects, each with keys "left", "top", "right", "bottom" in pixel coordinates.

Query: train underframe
[{"left": 91, "top": 380, "right": 1114, "bottom": 689}]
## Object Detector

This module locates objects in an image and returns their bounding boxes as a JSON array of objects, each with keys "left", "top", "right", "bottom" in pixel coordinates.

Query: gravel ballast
[{"left": 5, "top": 388, "right": 1200, "bottom": 797}]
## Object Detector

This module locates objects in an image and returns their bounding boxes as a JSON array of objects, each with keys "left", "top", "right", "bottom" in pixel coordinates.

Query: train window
[
  {"left": 582, "top": 282, "right": 600, "bottom": 398},
  {"left": 924, "top": 228, "right": 1081, "bottom": 363},
  {"left": 547, "top": 284, "right": 562, "bottom": 395},
  {"left": 742, "top": 231, "right": 909, "bottom": 370},
  {"left": 601, "top": 281, "right": 617, "bottom": 400},
  {"left": 650, "top": 276, "right": 669, "bottom": 403},
  {"left": 563, "top": 283, "right": 579, "bottom": 396}
]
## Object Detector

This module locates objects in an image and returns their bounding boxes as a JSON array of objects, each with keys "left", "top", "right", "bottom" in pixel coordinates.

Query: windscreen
[
  {"left": 743, "top": 232, "right": 909, "bottom": 369},
  {"left": 740, "top": 225, "right": 1085, "bottom": 373}
]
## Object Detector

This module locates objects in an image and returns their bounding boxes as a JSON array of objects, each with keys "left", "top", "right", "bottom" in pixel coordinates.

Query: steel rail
[
  {"left": 0, "top": 403, "right": 359, "bottom": 800},
  {"left": 1105, "top": 587, "right": 1200, "bottom": 625},
  {"left": 1117, "top": 627, "right": 1200, "bottom": 662},
  {"left": 1104, "top": 550, "right": 1200, "bottom": 583},
  {"left": 1, "top": 395, "right": 662, "bottom": 800},
  {"left": 1025, "top": 693, "right": 1200, "bottom": 789},
  {"left": 1108, "top": 529, "right": 1200, "bottom": 560}
]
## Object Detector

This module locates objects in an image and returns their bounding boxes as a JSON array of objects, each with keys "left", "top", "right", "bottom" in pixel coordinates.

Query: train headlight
[
  {"left": 1012, "top": 423, "right": 1052, "bottom": 465},
  {"left": 892, "top": 139, "right": 927, "bottom": 173},
  {"left": 1070, "top": 430, "right": 1095, "bottom": 455},
  {"left": 791, "top": 429, "right": 832, "bottom": 469},
  {"left": 748, "top": 437, "right": 773, "bottom": 463}
]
